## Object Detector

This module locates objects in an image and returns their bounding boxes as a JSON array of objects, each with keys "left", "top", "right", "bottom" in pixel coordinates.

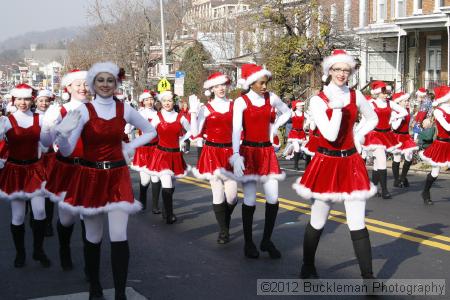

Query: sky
[{"left": 0, "top": 0, "right": 94, "bottom": 42}]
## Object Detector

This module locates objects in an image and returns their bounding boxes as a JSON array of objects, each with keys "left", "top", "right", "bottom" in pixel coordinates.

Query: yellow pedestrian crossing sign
[{"left": 157, "top": 78, "right": 171, "bottom": 92}]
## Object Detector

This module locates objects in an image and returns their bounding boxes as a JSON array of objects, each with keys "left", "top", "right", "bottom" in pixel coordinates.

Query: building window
[
  {"left": 426, "top": 37, "right": 442, "bottom": 88},
  {"left": 413, "top": 0, "right": 423, "bottom": 14},
  {"left": 396, "top": 0, "right": 406, "bottom": 18},
  {"left": 434, "top": 0, "right": 444, "bottom": 12},
  {"left": 377, "top": 0, "right": 386, "bottom": 22},
  {"left": 344, "top": 0, "right": 351, "bottom": 30}
]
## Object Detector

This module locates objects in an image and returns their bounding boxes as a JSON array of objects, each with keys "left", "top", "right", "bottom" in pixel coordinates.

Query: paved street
[{"left": 0, "top": 151, "right": 449, "bottom": 300}]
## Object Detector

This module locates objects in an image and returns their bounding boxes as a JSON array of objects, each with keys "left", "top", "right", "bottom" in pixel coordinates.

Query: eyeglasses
[{"left": 331, "top": 68, "right": 351, "bottom": 75}]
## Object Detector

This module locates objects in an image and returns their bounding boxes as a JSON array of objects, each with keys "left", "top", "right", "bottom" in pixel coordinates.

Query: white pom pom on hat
[{"left": 204, "top": 90, "right": 212, "bottom": 97}]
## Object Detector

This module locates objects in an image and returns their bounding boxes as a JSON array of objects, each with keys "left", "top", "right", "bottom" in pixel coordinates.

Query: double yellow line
[{"left": 179, "top": 176, "right": 450, "bottom": 252}]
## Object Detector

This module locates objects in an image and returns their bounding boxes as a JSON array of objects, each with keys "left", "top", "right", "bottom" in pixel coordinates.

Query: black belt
[
  {"left": 242, "top": 140, "right": 272, "bottom": 147},
  {"left": 317, "top": 147, "right": 357, "bottom": 157},
  {"left": 144, "top": 141, "right": 158, "bottom": 147},
  {"left": 157, "top": 145, "right": 180, "bottom": 152},
  {"left": 437, "top": 137, "right": 450, "bottom": 142},
  {"left": 374, "top": 128, "right": 391, "bottom": 133},
  {"left": 7, "top": 157, "right": 39, "bottom": 165},
  {"left": 79, "top": 159, "right": 127, "bottom": 169},
  {"left": 205, "top": 140, "right": 232, "bottom": 148},
  {"left": 393, "top": 130, "right": 409, "bottom": 135},
  {"left": 56, "top": 155, "right": 82, "bottom": 165}
]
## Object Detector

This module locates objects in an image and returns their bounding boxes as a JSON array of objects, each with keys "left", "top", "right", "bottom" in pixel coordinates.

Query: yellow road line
[{"left": 179, "top": 176, "right": 450, "bottom": 252}]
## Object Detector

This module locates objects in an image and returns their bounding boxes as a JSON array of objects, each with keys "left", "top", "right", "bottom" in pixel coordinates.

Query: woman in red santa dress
[
  {"left": 130, "top": 90, "right": 162, "bottom": 214},
  {"left": 419, "top": 85, "right": 450, "bottom": 205},
  {"left": 293, "top": 50, "right": 379, "bottom": 279},
  {"left": 287, "top": 100, "right": 307, "bottom": 170},
  {"left": 189, "top": 72, "right": 238, "bottom": 244},
  {"left": 362, "top": 81, "right": 407, "bottom": 199},
  {"left": 54, "top": 62, "right": 156, "bottom": 299},
  {"left": 222, "top": 64, "right": 291, "bottom": 259},
  {"left": 390, "top": 92, "right": 418, "bottom": 188},
  {"left": 0, "top": 84, "right": 57, "bottom": 268},
  {"left": 146, "top": 90, "right": 191, "bottom": 224}
]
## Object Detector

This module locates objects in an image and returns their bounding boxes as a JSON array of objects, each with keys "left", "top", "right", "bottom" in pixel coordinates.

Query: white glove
[
  {"left": 179, "top": 139, "right": 186, "bottom": 152},
  {"left": 328, "top": 99, "right": 345, "bottom": 109},
  {"left": 229, "top": 153, "right": 245, "bottom": 177},
  {"left": 122, "top": 142, "right": 135, "bottom": 164},
  {"left": 0, "top": 116, "right": 7, "bottom": 139},
  {"left": 188, "top": 95, "right": 201, "bottom": 113},
  {"left": 42, "top": 103, "right": 61, "bottom": 130},
  {"left": 55, "top": 109, "right": 81, "bottom": 138}
]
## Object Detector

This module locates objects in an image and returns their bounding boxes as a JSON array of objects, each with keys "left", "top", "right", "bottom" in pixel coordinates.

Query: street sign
[
  {"left": 157, "top": 77, "right": 171, "bottom": 93},
  {"left": 175, "top": 71, "right": 185, "bottom": 79},
  {"left": 174, "top": 83, "right": 184, "bottom": 97}
]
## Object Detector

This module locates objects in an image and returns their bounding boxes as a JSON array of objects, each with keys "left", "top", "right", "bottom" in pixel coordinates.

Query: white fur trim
[
  {"left": 87, "top": 62, "right": 119, "bottom": 93},
  {"left": 397, "top": 146, "right": 419, "bottom": 155},
  {"left": 191, "top": 168, "right": 229, "bottom": 181},
  {"left": 139, "top": 92, "right": 151, "bottom": 102},
  {"left": 393, "top": 93, "right": 410, "bottom": 103},
  {"left": 61, "top": 92, "right": 70, "bottom": 101},
  {"left": 321, "top": 75, "right": 329, "bottom": 82},
  {"left": 203, "top": 75, "right": 229, "bottom": 89},
  {"left": 432, "top": 92, "right": 450, "bottom": 107},
  {"left": 419, "top": 151, "right": 450, "bottom": 167},
  {"left": 61, "top": 71, "right": 88, "bottom": 87},
  {"left": 288, "top": 138, "right": 306, "bottom": 143},
  {"left": 220, "top": 168, "right": 286, "bottom": 183},
  {"left": 362, "top": 142, "right": 402, "bottom": 153},
  {"left": 129, "top": 164, "right": 152, "bottom": 173},
  {"left": 301, "top": 144, "right": 316, "bottom": 157},
  {"left": 37, "top": 90, "right": 53, "bottom": 99},
  {"left": 371, "top": 87, "right": 382, "bottom": 95},
  {"left": 59, "top": 199, "right": 142, "bottom": 216},
  {"left": 204, "top": 90, "right": 212, "bottom": 97},
  {"left": 0, "top": 181, "right": 63, "bottom": 202},
  {"left": 416, "top": 90, "right": 427, "bottom": 97},
  {"left": 158, "top": 91, "right": 173, "bottom": 101},
  {"left": 322, "top": 54, "right": 356, "bottom": 77},
  {"left": 189, "top": 136, "right": 204, "bottom": 143},
  {"left": 292, "top": 182, "right": 377, "bottom": 202},
  {"left": 11, "top": 87, "right": 33, "bottom": 98},
  {"left": 239, "top": 69, "right": 272, "bottom": 90},
  {"left": 144, "top": 165, "right": 191, "bottom": 178}
]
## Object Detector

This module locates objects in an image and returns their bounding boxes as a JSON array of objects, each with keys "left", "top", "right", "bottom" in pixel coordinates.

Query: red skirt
[
  {"left": 420, "top": 140, "right": 450, "bottom": 167},
  {"left": 288, "top": 129, "right": 307, "bottom": 142},
  {"left": 301, "top": 136, "right": 319, "bottom": 156},
  {"left": 192, "top": 144, "right": 233, "bottom": 180},
  {"left": 0, "top": 160, "right": 48, "bottom": 201},
  {"left": 46, "top": 159, "right": 81, "bottom": 202},
  {"left": 394, "top": 133, "right": 418, "bottom": 154},
  {"left": 0, "top": 141, "right": 8, "bottom": 167},
  {"left": 59, "top": 165, "right": 140, "bottom": 215},
  {"left": 146, "top": 148, "right": 188, "bottom": 177},
  {"left": 42, "top": 152, "right": 57, "bottom": 178},
  {"left": 363, "top": 130, "right": 401, "bottom": 152},
  {"left": 130, "top": 145, "right": 157, "bottom": 172},
  {"left": 293, "top": 152, "right": 376, "bottom": 202}
]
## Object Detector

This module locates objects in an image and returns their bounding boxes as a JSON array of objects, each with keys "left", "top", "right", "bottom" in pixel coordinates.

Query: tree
[{"left": 180, "top": 41, "right": 212, "bottom": 96}]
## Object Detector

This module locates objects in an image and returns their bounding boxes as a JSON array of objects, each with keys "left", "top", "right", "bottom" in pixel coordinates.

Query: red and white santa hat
[
  {"left": 61, "top": 69, "right": 88, "bottom": 87},
  {"left": 87, "top": 62, "right": 121, "bottom": 93},
  {"left": 432, "top": 85, "right": 450, "bottom": 107},
  {"left": 416, "top": 87, "right": 427, "bottom": 97},
  {"left": 61, "top": 87, "right": 70, "bottom": 101},
  {"left": 292, "top": 99, "right": 305, "bottom": 109},
  {"left": 139, "top": 90, "right": 153, "bottom": 102},
  {"left": 158, "top": 90, "right": 173, "bottom": 102},
  {"left": 392, "top": 92, "right": 410, "bottom": 103},
  {"left": 370, "top": 81, "right": 387, "bottom": 95},
  {"left": 36, "top": 89, "right": 54, "bottom": 100},
  {"left": 11, "top": 83, "right": 34, "bottom": 99},
  {"left": 237, "top": 64, "right": 271, "bottom": 90},
  {"left": 203, "top": 72, "right": 230, "bottom": 96},
  {"left": 322, "top": 49, "right": 356, "bottom": 82}
]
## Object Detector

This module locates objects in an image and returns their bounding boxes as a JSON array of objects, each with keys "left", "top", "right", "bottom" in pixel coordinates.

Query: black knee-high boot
[
  {"left": 32, "top": 219, "right": 51, "bottom": 267},
  {"left": 421, "top": 173, "right": 436, "bottom": 205},
  {"left": 378, "top": 169, "right": 392, "bottom": 199},
  {"left": 350, "top": 228, "right": 374, "bottom": 279},
  {"left": 226, "top": 202, "right": 237, "bottom": 230},
  {"left": 111, "top": 241, "right": 129, "bottom": 300},
  {"left": 162, "top": 188, "right": 177, "bottom": 224},
  {"left": 44, "top": 199, "right": 54, "bottom": 237},
  {"left": 10, "top": 223, "right": 25, "bottom": 268},
  {"left": 305, "top": 155, "right": 311, "bottom": 169},
  {"left": 300, "top": 222, "right": 323, "bottom": 279},
  {"left": 371, "top": 169, "right": 380, "bottom": 197},
  {"left": 151, "top": 181, "right": 162, "bottom": 214},
  {"left": 57, "top": 220, "right": 74, "bottom": 271},
  {"left": 197, "top": 147, "right": 203, "bottom": 160},
  {"left": 399, "top": 160, "right": 412, "bottom": 187},
  {"left": 85, "top": 240, "right": 103, "bottom": 299},
  {"left": 139, "top": 183, "right": 149, "bottom": 211},
  {"left": 294, "top": 152, "right": 300, "bottom": 171},
  {"left": 242, "top": 204, "right": 259, "bottom": 258},
  {"left": 392, "top": 161, "right": 401, "bottom": 187},
  {"left": 81, "top": 220, "right": 90, "bottom": 282},
  {"left": 213, "top": 202, "right": 229, "bottom": 244},
  {"left": 260, "top": 202, "right": 281, "bottom": 259}
]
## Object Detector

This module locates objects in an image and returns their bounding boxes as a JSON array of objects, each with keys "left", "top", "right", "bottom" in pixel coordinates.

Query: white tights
[
  {"left": 293, "top": 140, "right": 300, "bottom": 153},
  {"left": 431, "top": 166, "right": 440, "bottom": 178},
  {"left": 372, "top": 148, "right": 387, "bottom": 170},
  {"left": 242, "top": 179, "right": 278, "bottom": 206},
  {"left": 160, "top": 174, "right": 175, "bottom": 188},
  {"left": 83, "top": 210, "right": 129, "bottom": 243},
  {"left": 139, "top": 171, "right": 159, "bottom": 186},
  {"left": 310, "top": 199, "right": 366, "bottom": 231},
  {"left": 11, "top": 197, "right": 46, "bottom": 225},
  {"left": 393, "top": 151, "right": 413, "bottom": 163},
  {"left": 58, "top": 205, "right": 79, "bottom": 227},
  {"left": 210, "top": 177, "right": 238, "bottom": 205}
]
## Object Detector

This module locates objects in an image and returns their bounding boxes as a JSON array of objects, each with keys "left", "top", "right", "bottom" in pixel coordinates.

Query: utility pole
[{"left": 160, "top": 0, "right": 167, "bottom": 76}]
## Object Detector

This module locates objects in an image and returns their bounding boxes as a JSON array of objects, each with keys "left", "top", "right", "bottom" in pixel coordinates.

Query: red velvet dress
[
  {"left": 270, "top": 107, "right": 280, "bottom": 148},
  {"left": 288, "top": 113, "right": 307, "bottom": 142},
  {"left": 0, "top": 113, "right": 47, "bottom": 200},
  {"left": 0, "top": 140, "right": 8, "bottom": 167},
  {"left": 420, "top": 107, "right": 450, "bottom": 167},
  {"left": 293, "top": 90, "right": 376, "bottom": 202},
  {"left": 46, "top": 106, "right": 84, "bottom": 202},
  {"left": 223, "top": 93, "right": 284, "bottom": 182},
  {"left": 363, "top": 101, "right": 401, "bottom": 152},
  {"left": 60, "top": 102, "right": 139, "bottom": 215},
  {"left": 146, "top": 112, "right": 188, "bottom": 177},
  {"left": 193, "top": 102, "right": 234, "bottom": 180},
  {"left": 301, "top": 128, "right": 320, "bottom": 157},
  {"left": 131, "top": 116, "right": 158, "bottom": 172},
  {"left": 393, "top": 109, "right": 418, "bottom": 154}
]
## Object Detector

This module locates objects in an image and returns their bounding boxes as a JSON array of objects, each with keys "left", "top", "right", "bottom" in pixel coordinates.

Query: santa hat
[
  {"left": 158, "top": 90, "right": 173, "bottom": 101},
  {"left": 87, "top": 62, "right": 121, "bottom": 93},
  {"left": 432, "top": 85, "right": 450, "bottom": 107},
  {"left": 11, "top": 83, "right": 34, "bottom": 98},
  {"left": 139, "top": 90, "right": 153, "bottom": 102},
  {"left": 392, "top": 92, "right": 410, "bottom": 103},
  {"left": 416, "top": 87, "right": 427, "bottom": 97},
  {"left": 237, "top": 64, "right": 271, "bottom": 90},
  {"left": 292, "top": 100, "right": 305, "bottom": 109},
  {"left": 61, "top": 69, "right": 88, "bottom": 87},
  {"left": 61, "top": 87, "right": 70, "bottom": 101},
  {"left": 203, "top": 72, "right": 230, "bottom": 96},
  {"left": 36, "top": 89, "right": 54, "bottom": 99},
  {"left": 322, "top": 49, "right": 356, "bottom": 82},
  {"left": 370, "top": 81, "right": 387, "bottom": 95}
]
